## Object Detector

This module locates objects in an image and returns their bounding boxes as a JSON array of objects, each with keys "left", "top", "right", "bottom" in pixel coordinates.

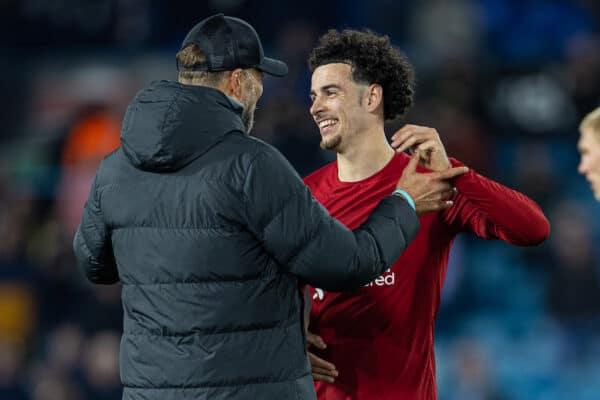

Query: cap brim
[{"left": 257, "top": 57, "right": 288, "bottom": 77}]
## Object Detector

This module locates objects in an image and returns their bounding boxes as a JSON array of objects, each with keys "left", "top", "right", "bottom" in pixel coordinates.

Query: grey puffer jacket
[{"left": 73, "top": 81, "right": 419, "bottom": 400}]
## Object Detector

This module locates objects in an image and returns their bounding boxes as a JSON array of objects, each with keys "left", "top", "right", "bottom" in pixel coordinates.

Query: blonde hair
[
  {"left": 580, "top": 106, "right": 600, "bottom": 141},
  {"left": 176, "top": 44, "right": 226, "bottom": 86}
]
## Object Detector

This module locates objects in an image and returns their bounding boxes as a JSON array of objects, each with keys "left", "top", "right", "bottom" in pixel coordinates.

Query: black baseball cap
[{"left": 178, "top": 13, "right": 288, "bottom": 77}]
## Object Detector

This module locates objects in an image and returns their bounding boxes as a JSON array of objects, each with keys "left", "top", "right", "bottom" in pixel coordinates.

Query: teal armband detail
[{"left": 392, "top": 189, "right": 416, "bottom": 211}]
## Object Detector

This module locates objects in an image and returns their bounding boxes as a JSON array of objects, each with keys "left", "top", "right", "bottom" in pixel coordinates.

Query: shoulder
[
  {"left": 201, "top": 133, "right": 291, "bottom": 176},
  {"left": 94, "top": 148, "right": 125, "bottom": 187},
  {"left": 226, "top": 136, "right": 305, "bottom": 188},
  {"left": 246, "top": 136, "right": 283, "bottom": 159},
  {"left": 243, "top": 136, "right": 297, "bottom": 172}
]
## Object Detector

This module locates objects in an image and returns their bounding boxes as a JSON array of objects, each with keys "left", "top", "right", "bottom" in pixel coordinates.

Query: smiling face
[
  {"left": 578, "top": 128, "right": 600, "bottom": 200},
  {"left": 309, "top": 63, "right": 370, "bottom": 152}
]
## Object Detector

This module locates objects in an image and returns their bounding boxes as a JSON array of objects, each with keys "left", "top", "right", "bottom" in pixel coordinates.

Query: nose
[{"left": 310, "top": 96, "right": 324, "bottom": 118}]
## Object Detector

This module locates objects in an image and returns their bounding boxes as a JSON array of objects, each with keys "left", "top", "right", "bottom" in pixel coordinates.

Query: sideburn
[{"left": 357, "top": 86, "right": 366, "bottom": 107}]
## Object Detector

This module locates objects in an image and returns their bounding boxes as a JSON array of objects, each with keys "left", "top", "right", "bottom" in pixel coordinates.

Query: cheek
[
  {"left": 245, "top": 82, "right": 260, "bottom": 103},
  {"left": 336, "top": 101, "right": 352, "bottom": 123},
  {"left": 345, "top": 106, "right": 365, "bottom": 130},
  {"left": 591, "top": 152, "right": 600, "bottom": 173}
]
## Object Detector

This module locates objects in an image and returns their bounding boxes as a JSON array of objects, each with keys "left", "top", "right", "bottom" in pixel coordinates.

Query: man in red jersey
[{"left": 303, "top": 29, "right": 551, "bottom": 400}]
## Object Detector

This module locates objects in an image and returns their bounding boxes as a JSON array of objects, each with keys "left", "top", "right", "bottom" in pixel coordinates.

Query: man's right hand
[{"left": 395, "top": 151, "right": 468, "bottom": 215}]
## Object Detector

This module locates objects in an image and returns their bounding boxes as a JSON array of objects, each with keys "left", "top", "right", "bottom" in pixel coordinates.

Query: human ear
[{"left": 366, "top": 84, "right": 383, "bottom": 112}]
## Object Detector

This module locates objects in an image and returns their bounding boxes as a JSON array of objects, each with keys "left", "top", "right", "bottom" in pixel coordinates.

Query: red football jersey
[{"left": 303, "top": 152, "right": 549, "bottom": 400}]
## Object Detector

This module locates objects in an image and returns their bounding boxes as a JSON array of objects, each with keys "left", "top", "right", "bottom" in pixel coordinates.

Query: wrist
[{"left": 392, "top": 189, "right": 416, "bottom": 211}]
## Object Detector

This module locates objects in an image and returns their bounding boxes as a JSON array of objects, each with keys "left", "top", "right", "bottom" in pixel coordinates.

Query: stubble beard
[
  {"left": 320, "top": 133, "right": 342, "bottom": 151},
  {"left": 242, "top": 103, "right": 256, "bottom": 134},
  {"left": 240, "top": 74, "right": 259, "bottom": 134}
]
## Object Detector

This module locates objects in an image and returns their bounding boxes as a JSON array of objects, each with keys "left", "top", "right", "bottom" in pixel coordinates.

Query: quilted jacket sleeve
[
  {"left": 243, "top": 144, "right": 419, "bottom": 292},
  {"left": 73, "top": 174, "right": 118, "bottom": 284}
]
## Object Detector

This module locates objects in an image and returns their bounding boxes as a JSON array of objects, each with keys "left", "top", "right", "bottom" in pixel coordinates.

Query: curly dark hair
[{"left": 308, "top": 29, "right": 414, "bottom": 120}]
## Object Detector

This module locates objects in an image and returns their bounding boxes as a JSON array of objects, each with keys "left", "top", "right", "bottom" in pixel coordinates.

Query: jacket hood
[{"left": 121, "top": 80, "right": 246, "bottom": 172}]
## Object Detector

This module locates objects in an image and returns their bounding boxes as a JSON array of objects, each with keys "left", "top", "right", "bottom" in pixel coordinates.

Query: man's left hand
[
  {"left": 307, "top": 330, "right": 338, "bottom": 383},
  {"left": 391, "top": 125, "right": 451, "bottom": 172}
]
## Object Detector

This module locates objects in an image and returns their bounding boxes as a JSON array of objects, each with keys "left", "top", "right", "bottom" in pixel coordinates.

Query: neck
[{"left": 337, "top": 125, "right": 395, "bottom": 182}]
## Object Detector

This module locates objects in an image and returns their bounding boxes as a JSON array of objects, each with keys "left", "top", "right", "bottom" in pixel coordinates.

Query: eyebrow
[{"left": 310, "top": 84, "right": 342, "bottom": 96}]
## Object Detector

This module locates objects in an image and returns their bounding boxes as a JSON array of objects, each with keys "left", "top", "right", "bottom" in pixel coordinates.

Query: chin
[{"left": 320, "top": 134, "right": 342, "bottom": 151}]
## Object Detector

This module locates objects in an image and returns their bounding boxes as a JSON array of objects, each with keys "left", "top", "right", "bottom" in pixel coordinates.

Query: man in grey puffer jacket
[{"left": 73, "top": 13, "right": 468, "bottom": 400}]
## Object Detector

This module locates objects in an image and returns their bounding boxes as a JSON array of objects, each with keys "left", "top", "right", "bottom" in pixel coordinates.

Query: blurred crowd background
[{"left": 0, "top": 0, "right": 599, "bottom": 399}]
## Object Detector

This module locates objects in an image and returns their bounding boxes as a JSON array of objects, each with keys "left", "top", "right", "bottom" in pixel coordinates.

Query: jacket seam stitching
[
  {"left": 121, "top": 276, "right": 274, "bottom": 285},
  {"left": 111, "top": 225, "right": 243, "bottom": 231},
  {"left": 158, "top": 88, "right": 182, "bottom": 152},
  {"left": 122, "top": 372, "right": 312, "bottom": 389},
  {"left": 122, "top": 321, "right": 294, "bottom": 336}
]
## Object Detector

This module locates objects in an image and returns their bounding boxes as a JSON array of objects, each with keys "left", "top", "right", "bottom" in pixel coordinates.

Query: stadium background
[{"left": 0, "top": 0, "right": 599, "bottom": 399}]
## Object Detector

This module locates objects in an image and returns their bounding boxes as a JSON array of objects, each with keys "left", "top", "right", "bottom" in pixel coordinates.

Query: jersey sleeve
[{"left": 441, "top": 158, "right": 550, "bottom": 245}]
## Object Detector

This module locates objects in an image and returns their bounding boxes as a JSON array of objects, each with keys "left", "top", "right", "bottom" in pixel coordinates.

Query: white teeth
[{"left": 318, "top": 119, "right": 337, "bottom": 128}]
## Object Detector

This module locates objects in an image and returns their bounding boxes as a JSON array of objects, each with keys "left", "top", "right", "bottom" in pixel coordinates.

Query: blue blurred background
[{"left": 0, "top": 0, "right": 599, "bottom": 399}]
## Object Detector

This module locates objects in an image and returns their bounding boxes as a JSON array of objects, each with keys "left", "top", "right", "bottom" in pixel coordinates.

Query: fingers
[
  {"left": 441, "top": 187, "right": 458, "bottom": 201},
  {"left": 309, "top": 352, "right": 338, "bottom": 383},
  {"left": 306, "top": 332, "right": 337, "bottom": 383},
  {"left": 435, "top": 166, "right": 469, "bottom": 180},
  {"left": 426, "top": 184, "right": 455, "bottom": 200},
  {"left": 313, "top": 366, "right": 338, "bottom": 378},
  {"left": 393, "top": 137, "right": 416, "bottom": 153},
  {"left": 391, "top": 124, "right": 415, "bottom": 138},
  {"left": 391, "top": 130, "right": 425, "bottom": 153},
  {"left": 415, "top": 183, "right": 454, "bottom": 202},
  {"left": 415, "top": 140, "right": 439, "bottom": 155},
  {"left": 416, "top": 200, "right": 454, "bottom": 215},
  {"left": 413, "top": 184, "right": 457, "bottom": 216},
  {"left": 306, "top": 332, "right": 327, "bottom": 350},
  {"left": 434, "top": 180, "right": 453, "bottom": 193},
  {"left": 308, "top": 352, "right": 336, "bottom": 371},
  {"left": 391, "top": 124, "right": 428, "bottom": 141},
  {"left": 313, "top": 372, "right": 336, "bottom": 383},
  {"left": 391, "top": 125, "right": 439, "bottom": 153},
  {"left": 429, "top": 188, "right": 456, "bottom": 202},
  {"left": 404, "top": 150, "right": 421, "bottom": 172}
]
